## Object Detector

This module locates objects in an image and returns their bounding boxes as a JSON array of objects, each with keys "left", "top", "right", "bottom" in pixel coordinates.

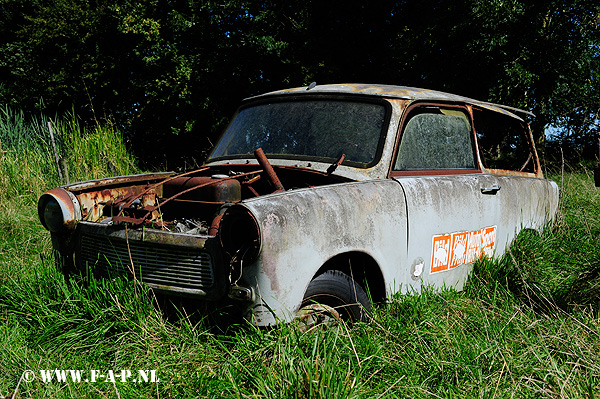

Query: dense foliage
[{"left": 1, "top": 0, "right": 599, "bottom": 166}]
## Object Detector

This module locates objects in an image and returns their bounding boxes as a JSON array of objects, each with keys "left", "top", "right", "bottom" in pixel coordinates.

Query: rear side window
[
  {"left": 394, "top": 108, "right": 477, "bottom": 170},
  {"left": 474, "top": 109, "right": 536, "bottom": 173}
]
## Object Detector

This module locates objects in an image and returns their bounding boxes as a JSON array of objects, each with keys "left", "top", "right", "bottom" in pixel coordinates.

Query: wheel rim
[{"left": 296, "top": 303, "right": 342, "bottom": 330}]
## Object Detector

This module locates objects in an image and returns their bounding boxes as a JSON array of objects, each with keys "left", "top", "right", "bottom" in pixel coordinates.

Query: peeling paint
[{"left": 38, "top": 84, "right": 559, "bottom": 327}]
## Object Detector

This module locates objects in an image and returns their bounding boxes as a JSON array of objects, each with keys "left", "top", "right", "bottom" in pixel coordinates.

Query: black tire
[{"left": 299, "top": 270, "right": 372, "bottom": 324}]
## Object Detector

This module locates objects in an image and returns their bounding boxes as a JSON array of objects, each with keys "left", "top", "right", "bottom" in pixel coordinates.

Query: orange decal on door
[
  {"left": 449, "top": 232, "right": 469, "bottom": 269},
  {"left": 464, "top": 229, "right": 482, "bottom": 264},
  {"left": 481, "top": 226, "right": 497, "bottom": 258},
  {"left": 431, "top": 234, "right": 452, "bottom": 273},
  {"left": 431, "top": 226, "right": 497, "bottom": 274}
]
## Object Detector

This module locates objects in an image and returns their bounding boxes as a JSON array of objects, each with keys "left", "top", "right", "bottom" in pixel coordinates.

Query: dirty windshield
[{"left": 209, "top": 99, "right": 387, "bottom": 166}]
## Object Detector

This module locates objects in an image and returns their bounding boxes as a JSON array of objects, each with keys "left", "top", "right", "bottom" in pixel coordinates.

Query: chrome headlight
[{"left": 38, "top": 188, "right": 82, "bottom": 232}]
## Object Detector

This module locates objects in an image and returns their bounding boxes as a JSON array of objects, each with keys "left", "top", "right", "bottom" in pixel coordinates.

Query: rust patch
[
  {"left": 209, "top": 213, "right": 224, "bottom": 236},
  {"left": 76, "top": 186, "right": 156, "bottom": 222},
  {"left": 64, "top": 172, "right": 175, "bottom": 192},
  {"left": 485, "top": 168, "right": 538, "bottom": 178}
]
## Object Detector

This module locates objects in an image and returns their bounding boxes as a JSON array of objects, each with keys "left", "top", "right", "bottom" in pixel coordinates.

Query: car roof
[{"left": 246, "top": 83, "right": 534, "bottom": 121}]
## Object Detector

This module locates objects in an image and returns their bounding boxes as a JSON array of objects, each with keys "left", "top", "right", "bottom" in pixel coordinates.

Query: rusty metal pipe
[
  {"left": 113, "top": 170, "right": 262, "bottom": 225},
  {"left": 117, "top": 167, "right": 210, "bottom": 217},
  {"left": 208, "top": 212, "right": 224, "bottom": 236},
  {"left": 254, "top": 148, "right": 285, "bottom": 193}
]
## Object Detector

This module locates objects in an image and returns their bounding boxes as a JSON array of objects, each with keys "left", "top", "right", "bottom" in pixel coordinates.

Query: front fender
[{"left": 238, "top": 179, "right": 408, "bottom": 325}]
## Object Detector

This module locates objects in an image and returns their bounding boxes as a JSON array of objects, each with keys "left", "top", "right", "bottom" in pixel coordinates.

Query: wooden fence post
[{"left": 48, "top": 121, "right": 64, "bottom": 184}]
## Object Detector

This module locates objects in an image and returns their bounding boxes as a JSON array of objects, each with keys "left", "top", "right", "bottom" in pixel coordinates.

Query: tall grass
[
  {"left": 0, "top": 106, "right": 138, "bottom": 205},
  {"left": 0, "top": 111, "right": 599, "bottom": 398},
  {"left": 0, "top": 107, "right": 139, "bottom": 284}
]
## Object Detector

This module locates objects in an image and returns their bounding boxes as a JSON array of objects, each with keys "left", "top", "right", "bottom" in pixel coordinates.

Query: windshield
[{"left": 209, "top": 99, "right": 388, "bottom": 166}]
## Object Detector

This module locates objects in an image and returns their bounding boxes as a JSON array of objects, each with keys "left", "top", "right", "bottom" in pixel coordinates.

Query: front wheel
[{"left": 297, "top": 270, "right": 372, "bottom": 326}]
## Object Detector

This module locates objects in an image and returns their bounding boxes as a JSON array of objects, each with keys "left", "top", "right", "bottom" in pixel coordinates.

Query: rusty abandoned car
[{"left": 38, "top": 84, "right": 559, "bottom": 326}]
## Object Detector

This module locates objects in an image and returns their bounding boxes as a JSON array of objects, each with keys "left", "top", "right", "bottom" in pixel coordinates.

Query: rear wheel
[{"left": 297, "top": 270, "right": 372, "bottom": 326}]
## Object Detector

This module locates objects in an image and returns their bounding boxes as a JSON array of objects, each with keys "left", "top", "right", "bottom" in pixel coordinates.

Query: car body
[{"left": 38, "top": 84, "right": 559, "bottom": 326}]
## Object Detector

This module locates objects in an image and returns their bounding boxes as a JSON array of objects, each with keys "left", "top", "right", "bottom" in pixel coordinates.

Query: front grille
[{"left": 79, "top": 234, "right": 215, "bottom": 291}]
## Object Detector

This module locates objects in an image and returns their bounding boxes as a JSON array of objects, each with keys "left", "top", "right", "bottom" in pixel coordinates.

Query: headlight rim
[
  {"left": 219, "top": 205, "right": 262, "bottom": 262},
  {"left": 37, "top": 188, "right": 82, "bottom": 232}
]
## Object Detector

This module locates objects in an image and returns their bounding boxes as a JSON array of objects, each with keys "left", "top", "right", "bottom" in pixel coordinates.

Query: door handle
[{"left": 481, "top": 185, "right": 501, "bottom": 194}]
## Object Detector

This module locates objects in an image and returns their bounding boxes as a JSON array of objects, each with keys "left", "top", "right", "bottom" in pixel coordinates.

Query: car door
[{"left": 390, "top": 103, "right": 502, "bottom": 291}]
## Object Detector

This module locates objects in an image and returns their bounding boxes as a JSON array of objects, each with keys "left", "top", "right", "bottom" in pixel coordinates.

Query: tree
[{"left": 1, "top": 0, "right": 598, "bottom": 166}]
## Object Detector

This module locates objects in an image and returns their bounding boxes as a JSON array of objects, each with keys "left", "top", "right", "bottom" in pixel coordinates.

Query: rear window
[{"left": 474, "top": 109, "right": 536, "bottom": 173}]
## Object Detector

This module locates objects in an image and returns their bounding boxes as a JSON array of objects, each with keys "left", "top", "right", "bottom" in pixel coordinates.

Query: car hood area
[{"left": 38, "top": 160, "right": 355, "bottom": 237}]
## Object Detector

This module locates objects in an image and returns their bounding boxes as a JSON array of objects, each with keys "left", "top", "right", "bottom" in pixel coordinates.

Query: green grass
[
  {"left": 1, "top": 111, "right": 600, "bottom": 397},
  {"left": 0, "top": 107, "right": 138, "bottom": 202},
  {"left": 0, "top": 107, "right": 139, "bottom": 285}
]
